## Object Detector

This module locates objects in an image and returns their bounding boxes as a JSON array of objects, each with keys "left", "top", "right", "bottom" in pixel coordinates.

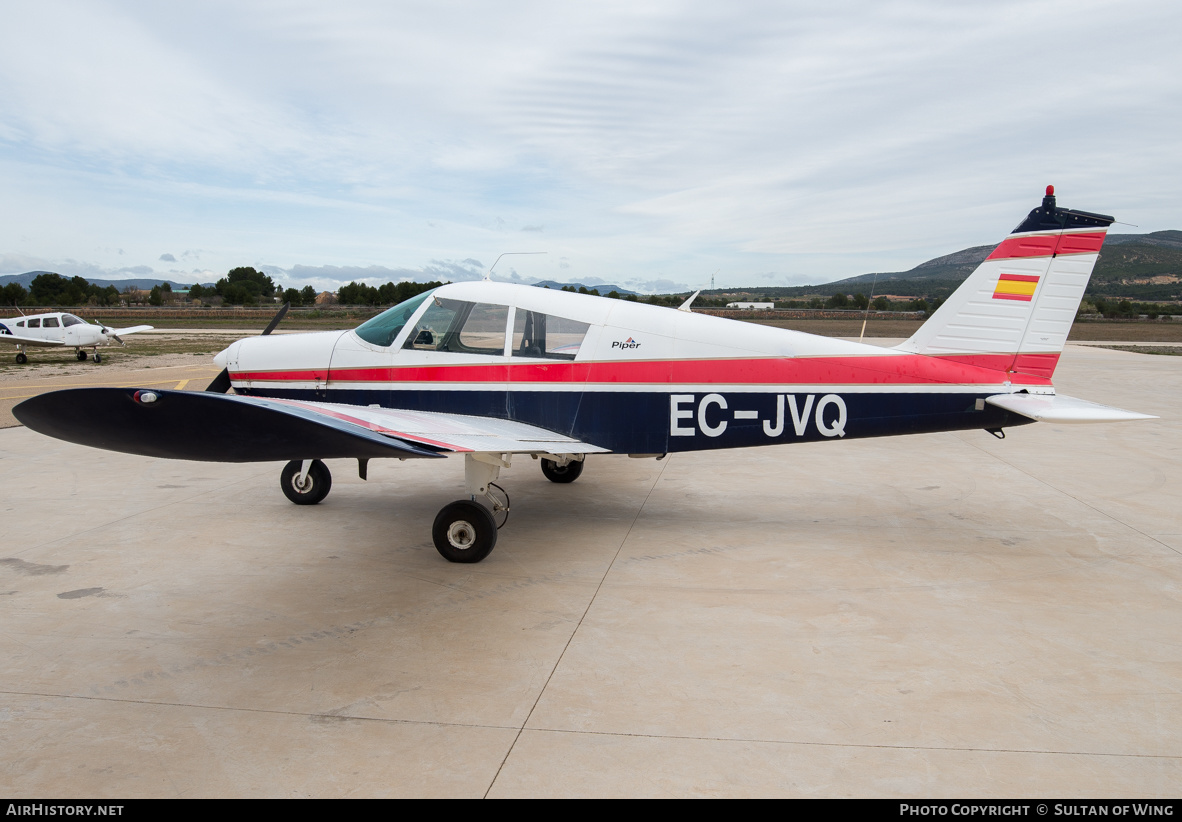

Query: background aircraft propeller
[
  {"left": 96, "top": 321, "right": 125, "bottom": 345},
  {"left": 205, "top": 301, "right": 289, "bottom": 394}
]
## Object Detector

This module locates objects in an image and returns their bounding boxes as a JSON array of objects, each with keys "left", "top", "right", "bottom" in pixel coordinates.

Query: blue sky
[{"left": 1, "top": 0, "right": 1179, "bottom": 294}]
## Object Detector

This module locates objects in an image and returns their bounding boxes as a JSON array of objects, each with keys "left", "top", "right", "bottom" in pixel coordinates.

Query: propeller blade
[
  {"left": 205, "top": 302, "right": 289, "bottom": 393},
  {"left": 205, "top": 368, "right": 233, "bottom": 393},
  {"left": 262, "top": 302, "right": 290, "bottom": 336},
  {"left": 96, "top": 321, "right": 125, "bottom": 346}
]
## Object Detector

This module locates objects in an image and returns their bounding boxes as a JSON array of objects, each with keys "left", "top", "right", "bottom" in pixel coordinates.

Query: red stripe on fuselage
[
  {"left": 986, "top": 231, "right": 1105, "bottom": 261},
  {"left": 931, "top": 352, "right": 1060, "bottom": 380},
  {"left": 231, "top": 354, "right": 1053, "bottom": 388}
]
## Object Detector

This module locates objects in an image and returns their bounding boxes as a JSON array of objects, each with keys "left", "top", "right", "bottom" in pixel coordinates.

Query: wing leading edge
[{"left": 12, "top": 388, "right": 606, "bottom": 463}]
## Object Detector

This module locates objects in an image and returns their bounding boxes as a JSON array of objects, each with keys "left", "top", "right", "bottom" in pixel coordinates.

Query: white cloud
[{"left": 0, "top": 0, "right": 1178, "bottom": 290}]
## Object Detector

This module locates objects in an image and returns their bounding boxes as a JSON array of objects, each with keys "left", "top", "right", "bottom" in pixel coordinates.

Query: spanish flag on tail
[{"left": 993, "top": 273, "right": 1039, "bottom": 302}]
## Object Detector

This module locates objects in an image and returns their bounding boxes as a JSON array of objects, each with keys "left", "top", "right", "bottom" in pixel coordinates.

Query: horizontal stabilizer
[
  {"left": 985, "top": 393, "right": 1157, "bottom": 424},
  {"left": 13, "top": 388, "right": 447, "bottom": 462}
]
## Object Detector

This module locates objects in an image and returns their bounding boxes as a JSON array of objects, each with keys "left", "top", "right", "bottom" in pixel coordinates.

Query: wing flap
[
  {"left": 986, "top": 393, "right": 1157, "bottom": 424},
  {"left": 265, "top": 398, "right": 610, "bottom": 454}
]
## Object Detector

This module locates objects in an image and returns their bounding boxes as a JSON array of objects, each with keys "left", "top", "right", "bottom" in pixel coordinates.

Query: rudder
[{"left": 896, "top": 187, "right": 1114, "bottom": 379}]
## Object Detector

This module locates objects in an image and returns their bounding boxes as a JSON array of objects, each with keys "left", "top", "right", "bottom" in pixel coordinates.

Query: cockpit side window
[
  {"left": 43, "top": 316, "right": 60, "bottom": 328},
  {"left": 512, "top": 311, "right": 590, "bottom": 360},
  {"left": 354, "top": 289, "right": 436, "bottom": 347},
  {"left": 401, "top": 299, "right": 509, "bottom": 356},
  {"left": 403, "top": 297, "right": 463, "bottom": 351}
]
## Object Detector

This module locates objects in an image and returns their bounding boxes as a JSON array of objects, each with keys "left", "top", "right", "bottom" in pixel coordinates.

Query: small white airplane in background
[
  {"left": 0, "top": 312, "right": 153, "bottom": 363},
  {"left": 15, "top": 187, "right": 1156, "bottom": 564}
]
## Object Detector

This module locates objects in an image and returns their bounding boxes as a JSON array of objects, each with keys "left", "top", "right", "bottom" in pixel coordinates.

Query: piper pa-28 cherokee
[
  {"left": 15, "top": 187, "right": 1156, "bottom": 563},
  {"left": 0, "top": 312, "right": 152, "bottom": 363}
]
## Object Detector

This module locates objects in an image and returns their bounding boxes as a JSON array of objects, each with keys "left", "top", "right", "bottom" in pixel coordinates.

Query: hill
[
  {"left": 708, "top": 231, "right": 1182, "bottom": 302},
  {"left": 532, "top": 281, "right": 637, "bottom": 295},
  {"left": 0, "top": 272, "right": 206, "bottom": 292}
]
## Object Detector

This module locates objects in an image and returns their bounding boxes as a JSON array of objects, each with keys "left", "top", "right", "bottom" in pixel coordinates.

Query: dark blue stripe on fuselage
[{"left": 237, "top": 386, "right": 1030, "bottom": 454}]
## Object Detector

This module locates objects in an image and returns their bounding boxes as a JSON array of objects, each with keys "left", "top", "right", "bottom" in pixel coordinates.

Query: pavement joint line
[
  {"left": 484, "top": 453, "right": 675, "bottom": 798},
  {"left": 515, "top": 725, "right": 1182, "bottom": 760},
  {"left": 13, "top": 685, "right": 1177, "bottom": 766},
  {"left": 0, "top": 689, "right": 523, "bottom": 732},
  {"left": 959, "top": 435, "right": 1182, "bottom": 559},
  {"left": 18, "top": 687, "right": 1179, "bottom": 762}
]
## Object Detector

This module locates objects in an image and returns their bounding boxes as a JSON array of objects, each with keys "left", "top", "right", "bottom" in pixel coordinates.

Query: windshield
[
  {"left": 62, "top": 315, "right": 84, "bottom": 327},
  {"left": 354, "top": 289, "right": 436, "bottom": 347}
]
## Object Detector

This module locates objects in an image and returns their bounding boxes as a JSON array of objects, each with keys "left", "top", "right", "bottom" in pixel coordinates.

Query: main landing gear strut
[{"left": 277, "top": 452, "right": 585, "bottom": 564}]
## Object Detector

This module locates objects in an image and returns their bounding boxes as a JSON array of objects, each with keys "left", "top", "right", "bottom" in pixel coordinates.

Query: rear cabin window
[
  {"left": 512, "top": 311, "right": 590, "bottom": 360},
  {"left": 28, "top": 318, "right": 40, "bottom": 328},
  {"left": 403, "top": 299, "right": 509, "bottom": 356}
]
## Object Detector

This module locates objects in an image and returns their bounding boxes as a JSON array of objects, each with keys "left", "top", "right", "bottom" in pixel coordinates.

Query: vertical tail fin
[{"left": 896, "top": 187, "right": 1114, "bottom": 379}]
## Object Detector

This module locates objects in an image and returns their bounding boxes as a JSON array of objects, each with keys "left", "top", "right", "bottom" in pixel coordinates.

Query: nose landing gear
[{"left": 431, "top": 453, "right": 510, "bottom": 563}]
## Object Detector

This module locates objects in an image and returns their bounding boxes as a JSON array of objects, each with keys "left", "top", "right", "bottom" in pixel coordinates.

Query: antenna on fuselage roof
[
  {"left": 485, "top": 252, "right": 547, "bottom": 282},
  {"left": 858, "top": 271, "right": 880, "bottom": 344}
]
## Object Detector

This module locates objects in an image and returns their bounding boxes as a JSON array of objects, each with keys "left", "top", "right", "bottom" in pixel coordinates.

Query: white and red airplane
[
  {"left": 15, "top": 187, "right": 1155, "bottom": 563},
  {"left": 0, "top": 311, "right": 152, "bottom": 363}
]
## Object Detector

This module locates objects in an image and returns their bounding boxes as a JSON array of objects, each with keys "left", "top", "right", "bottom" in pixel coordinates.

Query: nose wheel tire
[
  {"left": 280, "top": 459, "right": 332, "bottom": 505},
  {"left": 433, "top": 500, "right": 497, "bottom": 563},
  {"left": 541, "top": 458, "right": 583, "bottom": 483},
  {"left": 93, "top": 352, "right": 101, "bottom": 363}
]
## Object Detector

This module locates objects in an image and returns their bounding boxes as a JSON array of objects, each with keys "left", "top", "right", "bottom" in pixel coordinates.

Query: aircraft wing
[
  {"left": 0, "top": 333, "right": 66, "bottom": 348},
  {"left": 986, "top": 393, "right": 1157, "bottom": 423},
  {"left": 108, "top": 324, "right": 153, "bottom": 336},
  {"left": 13, "top": 388, "right": 608, "bottom": 463}
]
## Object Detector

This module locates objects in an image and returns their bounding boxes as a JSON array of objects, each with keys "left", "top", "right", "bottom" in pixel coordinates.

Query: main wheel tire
[
  {"left": 76, "top": 350, "right": 87, "bottom": 361},
  {"left": 541, "top": 458, "right": 584, "bottom": 483},
  {"left": 432, "top": 500, "right": 497, "bottom": 563},
  {"left": 280, "top": 459, "right": 332, "bottom": 505},
  {"left": 15, "top": 353, "right": 27, "bottom": 364}
]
